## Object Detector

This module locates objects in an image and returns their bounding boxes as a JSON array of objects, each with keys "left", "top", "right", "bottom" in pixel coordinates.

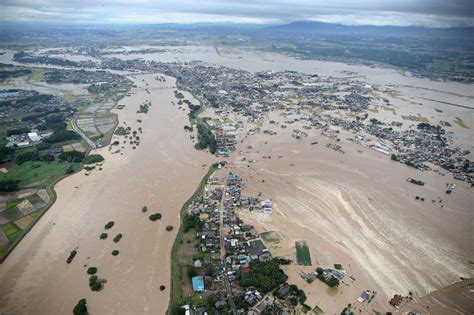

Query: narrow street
[{"left": 219, "top": 185, "right": 237, "bottom": 314}]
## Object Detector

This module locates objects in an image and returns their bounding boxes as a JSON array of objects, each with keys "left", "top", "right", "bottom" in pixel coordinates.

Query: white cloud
[
  {"left": 0, "top": 0, "right": 472, "bottom": 27},
  {"left": 308, "top": 12, "right": 474, "bottom": 28}
]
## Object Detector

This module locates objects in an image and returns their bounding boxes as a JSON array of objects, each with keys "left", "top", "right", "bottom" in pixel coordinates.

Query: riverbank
[
  {"left": 168, "top": 163, "right": 219, "bottom": 314},
  {"left": 0, "top": 73, "right": 211, "bottom": 314}
]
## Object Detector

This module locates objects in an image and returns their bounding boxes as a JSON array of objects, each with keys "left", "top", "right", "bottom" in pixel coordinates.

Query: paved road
[
  {"left": 219, "top": 186, "right": 237, "bottom": 314},
  {"left": 71, "top": 116, "right": 96, "bottom": 148}
]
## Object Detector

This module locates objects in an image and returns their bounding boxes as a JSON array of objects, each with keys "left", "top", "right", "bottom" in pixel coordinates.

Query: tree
[
  {"left": 73, "top": 299, "right": 88, "bottom": 315},
  {"left": 45, "top": 130, "right": 80, "bottom": 143},
  {"left": 59, "top": 150, "right": 85, "bottom": 163},
  {"left": 104, "top": 221, "right": 114, "bottom": 229},
  {"left": 87, "top": 267, "right": 97, "bottom": 275},
  {"left": 83, "top": 154, "right": 104, "bottom": 164},
  {"left": 238, "top": 258, "right": 288, "bottom": 293},
  {"left": 327, "top": 277, "right": 340, "bottom": 288},
  {"left": 149, "top": 213, "right": 162, "bottom": 221},
  {"left": 15, "top": 150, "right": 40, "bottom": 164},
  {"left": 187, "top": 266, "right": 197, "bottom": 279},
  {"left": 0, "top": 179, "right": 19, "bottom": 192},
  {"left": 205, "top": 265, "right": 213, "bottom": 276}
]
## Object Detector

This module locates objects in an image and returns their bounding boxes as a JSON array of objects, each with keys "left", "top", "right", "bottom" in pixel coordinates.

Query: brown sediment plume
[{"left": 0, "top": 73, "right": 211, "bottom": 314}]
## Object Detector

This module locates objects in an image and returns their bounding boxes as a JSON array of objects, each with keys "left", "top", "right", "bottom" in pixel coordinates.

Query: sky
[{"left": 0, "top": 0, "right": 473, "bottom": 28}]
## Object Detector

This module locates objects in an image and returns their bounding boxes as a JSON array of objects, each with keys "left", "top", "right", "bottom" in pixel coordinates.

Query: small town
[
  {"left": 175, "top": 169, "right": 313, "bottom": 314},
  {"left": 0, "top": 17, "right": 472, "bottom": 314},
  {"left": 172, "top": 167, "right": 429, "bottom": 315},
  {"left": 16, "top": 52, "right": 469, "bottom": 184}
]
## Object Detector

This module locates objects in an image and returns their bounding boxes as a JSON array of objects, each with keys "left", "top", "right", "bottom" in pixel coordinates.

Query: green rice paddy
[{"left": 295, "top": 240, "right": 312, "bottom": 266}]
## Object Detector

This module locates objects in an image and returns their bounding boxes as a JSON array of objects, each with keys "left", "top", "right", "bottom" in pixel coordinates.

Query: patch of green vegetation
[
  {"left": 295, "top": 241, "right": 312, "bottom": 266},
  {"left": 99, "top": 233, "right": 108, "bottom": 240},
  {"left": 149, "top": 213, "right": 162, "bottom": 221},
  {"left": 3, "top": 207, "right": 21, "bottom": 221},
  {"left": 5, "top": 198, "right": 25, "bottom": 209},
  {"left": 435, "top": 108, "right": 443, "bottom": 113},
  {"left": 302, "top": 304, "right": 311, "bottom": 312},
  {"left": 89, "top": 275, "right": 102, "bottom": 291},
  {"left": 194, "top": 123, "right": 216, "bottom": 154},
  {"left": 260, "top": 231, "right": 281, "bottom": 244},
  {"left": 183, "top": 214, "right": 202, "bottom": 233},
  {"left": 87, "top": 267, "right": 97, "bottom": 275},
  {"left": 30, "top": 209, "right": 44, "bottom": 219},
  {"left": 184, "top": 98, "right": 216, "bottom": 154},
  {"left": 72, "top": 298, "right": 88, "bottom": 315},
  {"left": 111, "top": 250, "right": 119, "bottom": 256},
  {"left": 113, "top": 233, "right": 122, "bottom": 243},
  {"left": 141, "top": 206, "right": 148, "bottom": 213},
  {"left": 334, "top": 263, "right": 343, "bottom": 270},
  {"left": 137, "top": 103, "right": 149, "bottom": 114},
  {"left": 1, "top": 222, "right": 23, "bottom": 242},
  {"left": 59, "top": 151, "right": 85, "bottom": 163},
  {"left": 315, "top": 267, "right": 340, "bottom": 288},
  {"left": 0, "top": 179, "right": 19, "bottom": 192},
  {"left": 187, "top": 265, "right": 197, "bottom": 279},
  {"left": 46, "top": 130, "right": 81, "bottom": 143},
  {"left": 453, "top": 116, "right": 469, "bottom": 129},
  {"left": 115, "top": 126, "right": 131, "bottom": 136},
  {"left": 83, "top": 154, "right": 104, "bottom": 165},
  {"left": 66, "top": 249, "right": 77, "bottom": 264},
  {"left": 168, "top": 164, "right": 218, "bottom": 314},
  {"left": 250, "top": 239, "right": 265, "bottom": 249},
  {"left": 104, "top": 221, "right": 114, "bottom": 229},
  {"left": 174, "top": 90, "right": 185, "bottom": 99},
  {"left": 165, "top": 225, "right": 174, "bottom": 231},
  {"left": 0, "top": 161, "right": 79, "bottom": 188},
  {"left": 313, "top": 305, "right": 324, "bottom": 314},
  {"left": 238, "top": 258, "right": 288, "bottom": 293},
  {"left": 0, "top": 244, "right": 5, "bottom": 258}
]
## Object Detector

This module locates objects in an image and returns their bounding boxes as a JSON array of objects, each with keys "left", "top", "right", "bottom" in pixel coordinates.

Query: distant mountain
[{"left": 266, "top": 21, "right": 474, "bottom": 39}]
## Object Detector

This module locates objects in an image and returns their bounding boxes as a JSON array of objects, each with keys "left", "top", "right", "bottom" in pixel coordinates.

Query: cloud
[{"left": 0, "top": 0, "right": 473, "bottom": 27}]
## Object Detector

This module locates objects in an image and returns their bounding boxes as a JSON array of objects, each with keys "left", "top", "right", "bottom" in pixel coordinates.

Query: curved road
[{"left": 71, "top": 116, "right": 96, "bottom": 148}]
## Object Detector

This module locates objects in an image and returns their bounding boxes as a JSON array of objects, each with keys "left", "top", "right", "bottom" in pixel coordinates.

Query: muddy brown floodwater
[{"left": 0, "top": 73, "right": 212, "bottom": 314}]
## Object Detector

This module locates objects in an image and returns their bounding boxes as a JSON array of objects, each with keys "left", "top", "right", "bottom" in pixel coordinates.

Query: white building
[{"left": 28, "top": 132, "right": 42, "bottom": 142}]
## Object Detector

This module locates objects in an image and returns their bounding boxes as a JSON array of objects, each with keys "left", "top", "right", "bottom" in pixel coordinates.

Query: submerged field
[
  {"left": 0, "top": 73, "right": 211, "bottom": 314},
  {"left": 295, "top": 240, "right": 312, "bottom": 266},
  {"left": 0, "top": 42, "right": 471, "bottom": 314},
  {"left": 1, "top": 161, "right": 79, "bottom": 188}
]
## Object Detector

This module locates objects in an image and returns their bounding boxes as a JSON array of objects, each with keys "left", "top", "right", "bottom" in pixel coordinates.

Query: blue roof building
[{"left": 192, "top": 276, "right": 205, "bottom": 292}]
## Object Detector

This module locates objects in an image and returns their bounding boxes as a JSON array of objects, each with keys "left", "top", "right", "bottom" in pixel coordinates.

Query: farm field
[
  {"left": 0, "top": 161, "right": 79, "bottom": 188},
  {"left": 260, "top": 231, "right": 281, "bottom": 244},
  {"left": 295, "top": 240, "right": 312, "bottom": 266}
]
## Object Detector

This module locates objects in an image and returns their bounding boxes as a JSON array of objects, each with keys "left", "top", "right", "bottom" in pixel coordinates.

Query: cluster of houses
[
  {"left": 157, "top": 60, "right": 472, "bottom": 184},
  {"left": 181, "top": 171, "right": 304, "bottom": 314},
  {"left": 5, "top": 131, "right": 51, "bottom": 148},
  {"left": 39, "top": 53, "right": 471, "bottom": 184},
  {"left": 214, "top": 124, "right": 239, "bottom": 157}
]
